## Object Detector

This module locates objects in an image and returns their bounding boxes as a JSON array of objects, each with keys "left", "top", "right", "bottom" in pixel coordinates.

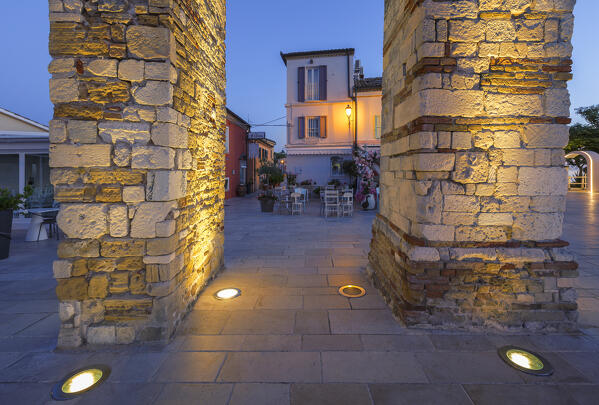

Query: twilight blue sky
[{"left": 0, "top": 1, "right": 597, "bottom": 152}]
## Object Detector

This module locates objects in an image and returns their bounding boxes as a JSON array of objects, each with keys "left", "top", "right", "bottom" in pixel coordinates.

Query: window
[
  {"left": 374, "top": 115, "right": 381, "bottom": 139},
  {"left": 308, "top": 117, "right": 320, "bottom": 138},
  {"left": 331, "top": 156, "right": 344, "bottom": 177},
  {"left": 224, "top": 177, "right": 230, "bottom": 192},
  {"left": 225, "top": 126, "right": 230, "bottom": 153},
  {"left": 240, "top": 162, "right": 247, "bottom": 184},
  {"left": 306, "top": 67, "right": 320, "bottom": 101}
]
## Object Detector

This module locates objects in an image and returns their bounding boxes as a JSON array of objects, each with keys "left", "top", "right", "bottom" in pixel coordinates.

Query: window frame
[
  {"left": 305, "top": 66, "right": 320, "bottom": 101},
  {"left": 374, "top": 115, "right": 382, "bottom": 139},
  {"left": 224, "top": 177, "right": 230, "bottom": 192},
  {"left": 225, "top": 126, "right": 230, "bottom": 153},
  {"left": 330, "top": 156, "right": 345, "bottom": 177},
  {"left": 307, "top": 117, "right": 321, "bottom": 138}
]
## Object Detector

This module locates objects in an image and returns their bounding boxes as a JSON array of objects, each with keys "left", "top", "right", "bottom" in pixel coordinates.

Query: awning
[{"left": 286, "top": 147, "right": 353, "bottom": 156}]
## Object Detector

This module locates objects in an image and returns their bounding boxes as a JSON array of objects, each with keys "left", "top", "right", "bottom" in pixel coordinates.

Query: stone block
[
  {"left": 87, "top": 325, "right": 116, "bottom": 345},
  {"left": 156, "top": 220, "right": 176, "bottom": 237},
  {"left": 49, "top": 120, "right": 67, "bottom": 143},
  {"left": 48, "top": 58, "right": 75, "bottom": 74},
  {"left": 413, "top": 153, "right": 455, "bottom": 171},
  {"left": 131, "top": 146, "right": 175, "bottom": 169},
  {"left": 118, "top": 59, "right": 145, "bottom": 82},
  {"left": 53, "top": 260, "right": 73, "bottom": 279},
  {"left": 101, "top": 239, "right": 145, "bottom": 257},
  {"left": 444, "top": 195, "right": 479, "bottom": 213},
  {"left": 116, "top": 326, "right": 136, "bottom": 344},
  {"left": 497, "top": 166, "right": 518, "bottom": 183},
  {"left": 57, "top": 204, "right": 109, "bottom": 239},
  {"left": 521, "top": 125, "right": 569, "bottom": 148},
  {"left": 453, "top": 152, "right": 489, "bottom": 184},
  {"left": 407, "top": 246, "right": 440, "bottom": 262},
  {"left": 123, "top": 186, "right": 145, "bottom": 203},
  {"left": 146, "top": 170, "right": 187, "bottom": 201},
  {"left": 133, "top": 80, "right": 173, "bottom": 106},
  {"left": 146, "top": 234, "right": 178, "bottom": 256},
  {"left": 452, "top": 132, "right": 471, "bottom": 149},
  {"left": 145, "top": 61, "right": 177, "bottom": 82},
  {"left": 109, "top": 205, "right": 129, "bottom": 237},
  {"left": 98, "top": 121, "right": 151, "bottom": 144},
  {"left": 485, "top": 94, "right": 543, "bottom": 116},
  {"left": 512, "top": 213, "right": 563, "bottom": 240},
  {"left": 143, "top": 253, "right": 176, "bottom": 265},
  {"left": 50, "top": 144, "right": 112, "bottom": 167},
  {"left": 56, "top": 277, "right": 88, "bottom": 301},
  {"left": 478, "top": 212, "right": 513, "bottom": 226},
  {"left": 420, "top": 89, "right": 484, "bottom": 117},
  {"left": 518, "top": 167, "right": 567, "bottom": 196},
  {"left": 449, "top": 20, "right": 485, "bottom": 42},
  {"left": 87, "top": 59, "right": 118, "bottom": 77},
  {"left": 49, "top": 78, "right": 79, "bottom": 103},
  {"left": 89, "top": 275, "right": 109, "bottom": 299},
  {"left": 130, "top": 201, "right": 177, "bottom": 238},
  {"left": 67, "top": 120, "right": 98, "bottom": 143},
  {"left": 58, "top": 240, "right": 100, "bottom": 258},
  {"left": 486, "top": 20, "right": 516, "bottom": 42},
  {"left": 151, "top": 122, "right": 188, "bottom": 148},
  {"left": 113, "top": 143, "right": 131, "bottom": 167},
  {"left": 127, "top": 26, "right": 173, "bottom": 60}
]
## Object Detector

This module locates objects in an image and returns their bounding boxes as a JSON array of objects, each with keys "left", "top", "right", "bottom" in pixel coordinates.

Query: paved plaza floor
[{"left": 0, "top": 193, "right": 598, "bottom": 404}]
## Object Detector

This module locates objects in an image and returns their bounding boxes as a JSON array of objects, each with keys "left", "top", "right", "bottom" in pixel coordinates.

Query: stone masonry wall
[
  {"left": 370, "top": 0, "right": 578, "bottom": 330},
  {"left": 48, "top": 0, "right": 226, "bottom": 346}
]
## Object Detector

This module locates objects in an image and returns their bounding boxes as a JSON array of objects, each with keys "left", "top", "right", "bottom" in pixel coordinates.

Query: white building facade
[
  {"left": 281, "top": 48, "right": 381, "bottom": 186},
  {"left": 0, "top": 108, "right": 51, "bottom": 207}
]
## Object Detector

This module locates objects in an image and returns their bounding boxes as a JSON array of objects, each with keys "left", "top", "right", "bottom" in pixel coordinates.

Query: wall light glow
[{"left": 51, "top": 365, "right": 111, "bottom": 401}]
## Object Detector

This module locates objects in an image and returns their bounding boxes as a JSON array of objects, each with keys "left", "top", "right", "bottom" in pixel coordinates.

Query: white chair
[
  {"left": 341, "top": 192, "right": 354, "bottom": 217},
  {"left": 290, "top": 192, "right": 303, "bottom": 215},
  {"left": 324, "top": 190, "right": 340, "bottom": 218},
  {"left": 295, "top": 187, "right": 308, "bottom": 208}
]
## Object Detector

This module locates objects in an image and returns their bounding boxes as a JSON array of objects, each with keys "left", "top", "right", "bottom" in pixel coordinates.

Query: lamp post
[{"left": 345, "top": 104, "right": 352, "bottom": 140}]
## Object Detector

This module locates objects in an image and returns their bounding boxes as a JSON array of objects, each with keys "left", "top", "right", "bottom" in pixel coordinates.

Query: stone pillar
[
  {"left": 370, "top": 0, "right": 577, "bottom": 331},
  {"left": 48, "top": 0, "right": 226, "bottom": 346}
]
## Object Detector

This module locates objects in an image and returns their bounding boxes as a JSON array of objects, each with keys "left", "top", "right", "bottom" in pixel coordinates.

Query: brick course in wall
[
  {"left": 371, "top": 0, "right": 578, "bottom": 331},
  {"left": 48, "top": 0, "right": 226, "bottom": 347}
]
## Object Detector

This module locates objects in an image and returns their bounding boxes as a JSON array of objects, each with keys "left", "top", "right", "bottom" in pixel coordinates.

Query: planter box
[{"left": 0, "top": 210, "right": 13, "bottom": 260}]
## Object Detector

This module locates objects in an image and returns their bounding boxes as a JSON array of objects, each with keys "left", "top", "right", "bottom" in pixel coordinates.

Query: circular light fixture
[
  {"left": 338, "top": 285, "right": 366, "bottom": 298},
  {"left": 498, "top": 346, "right": 553, "bottom": 376},
  {"left": 51, "top": 365, "right": 111, "bottom": 401},
  {"left": 214, "top": 288, "right": 241, "bottom": 300}
]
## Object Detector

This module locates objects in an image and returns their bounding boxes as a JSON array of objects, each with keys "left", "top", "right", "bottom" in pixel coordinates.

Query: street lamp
[{"left": 345, "top": 104, "right": 352, "bottom": 139}]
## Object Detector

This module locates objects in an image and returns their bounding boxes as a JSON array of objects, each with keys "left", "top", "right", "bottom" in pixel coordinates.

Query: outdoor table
[{"left": 24, "top": 208, "right": 59, "bottom": 242}]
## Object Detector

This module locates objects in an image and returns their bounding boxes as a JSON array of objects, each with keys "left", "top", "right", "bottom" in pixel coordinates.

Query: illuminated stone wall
[
  {"left": 48, "top": 0, "right": 226, "bottom": 346},
  {"left": 371, "top": 0, "right": 578, "bottom": 330}
]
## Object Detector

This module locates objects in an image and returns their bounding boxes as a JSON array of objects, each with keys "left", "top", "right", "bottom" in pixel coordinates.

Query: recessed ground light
[
  {"left": 214, "top": 288, "right": 241, "bottom": 300},
  {"left": 498, "top": 346, "right": 553, "bottom": 376},
  {"left": 51, "top": 365, "right": 111, "bottom": 401},
  {"left": 338, "top": 285, "right": 366, "bottom": 298}
]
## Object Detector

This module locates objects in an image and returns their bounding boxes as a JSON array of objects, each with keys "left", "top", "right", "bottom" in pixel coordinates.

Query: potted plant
[
  {"left": 257, "top": 191, "right": 277, "bottom": 212},
  {"left": 0, "top": 186, "right": 32, "bottom": 260},
  {"left": 236, "top": 183, "right": 247, "bottom": 197}
]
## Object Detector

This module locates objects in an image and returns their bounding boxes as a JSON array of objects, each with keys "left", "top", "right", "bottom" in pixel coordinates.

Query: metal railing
[{"left": 568, "top": 176, "right": 587, "bottom": 190}]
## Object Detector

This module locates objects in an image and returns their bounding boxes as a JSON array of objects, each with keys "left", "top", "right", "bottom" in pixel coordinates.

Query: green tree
[
  {"left": 566, "top": 105, "right": 599, "bottom": 154},
  {"left": 566, "top": 105, "right": 599, "bottom": 185}
]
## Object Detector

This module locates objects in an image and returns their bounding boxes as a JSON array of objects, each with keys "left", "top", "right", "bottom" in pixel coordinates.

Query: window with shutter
[
  {"left": 320, "top": 116, "right": 327, "bottom": 138},
  {"left": 298, "top": 67, "right": 305, "bottom": 102},
  {"left": 319, "top": 65, "right": 327, "bottom": 100},
  {"left": 298, "top": 117, "right": 305, "bottom": 139},
  {"left": 306, "top": 67, "right": 320, "bottom": 101}
]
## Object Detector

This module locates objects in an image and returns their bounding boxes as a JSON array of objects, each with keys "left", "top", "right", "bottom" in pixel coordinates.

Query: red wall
[{"left": 225, "top": 119, "right": 247, "bottom": 199}]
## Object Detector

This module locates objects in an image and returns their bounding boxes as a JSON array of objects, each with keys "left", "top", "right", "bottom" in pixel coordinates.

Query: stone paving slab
[{"left": 1, "top": 194, "right": 599, "bottom": 404}]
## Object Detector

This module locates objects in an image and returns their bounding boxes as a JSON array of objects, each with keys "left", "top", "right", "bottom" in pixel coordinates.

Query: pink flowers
[{"left": 353, "top": 148, "right": 380, "bottom": 203}]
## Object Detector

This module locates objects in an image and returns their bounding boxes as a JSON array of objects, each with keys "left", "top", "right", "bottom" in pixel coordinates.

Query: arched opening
[{"left": 566, "top": 150, "right": 599, "bottom": 193}]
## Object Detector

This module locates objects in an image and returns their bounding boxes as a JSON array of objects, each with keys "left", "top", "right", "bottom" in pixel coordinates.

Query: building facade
[
  {"left": 0, "top": 108, "right": 52, "bottom": 207},
  {"left": 248, "top": 132, "right": 276, "bottom": 192},
  {"left": 225, "top": 108, "right": 250, "bottom": 199},
  {"left": 281, "top": 49, "right": 381, "bottom": 186}
]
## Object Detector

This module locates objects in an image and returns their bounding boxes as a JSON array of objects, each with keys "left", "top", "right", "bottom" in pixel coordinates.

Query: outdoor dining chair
[
  {"left": 341, "top": 192, "right": 354, "bottom": 217},
  {"left": 290, "top": 192, "right": 303, "bottom": 215},
  {"left": 324, "top": 190, "right": 340, "bottom": 218}
]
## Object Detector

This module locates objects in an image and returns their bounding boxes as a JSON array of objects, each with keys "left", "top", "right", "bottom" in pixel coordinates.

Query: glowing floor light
[
  {"left": 338, "top": 285, "right": 366, "bottom": 298},
  {"left": 51, "top": 365, "right": 110, "bottom": 400},
  {"left": 214, "top": 288, "right": 241, "bottom": 300},
  {"left": 498, "top": 346, "right": 553, "bottom": 376}
]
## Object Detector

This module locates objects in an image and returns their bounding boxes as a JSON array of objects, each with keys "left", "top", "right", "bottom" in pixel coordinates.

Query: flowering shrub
[{"left": 353, "top": 147, "right": 380, "bottom": 205}]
